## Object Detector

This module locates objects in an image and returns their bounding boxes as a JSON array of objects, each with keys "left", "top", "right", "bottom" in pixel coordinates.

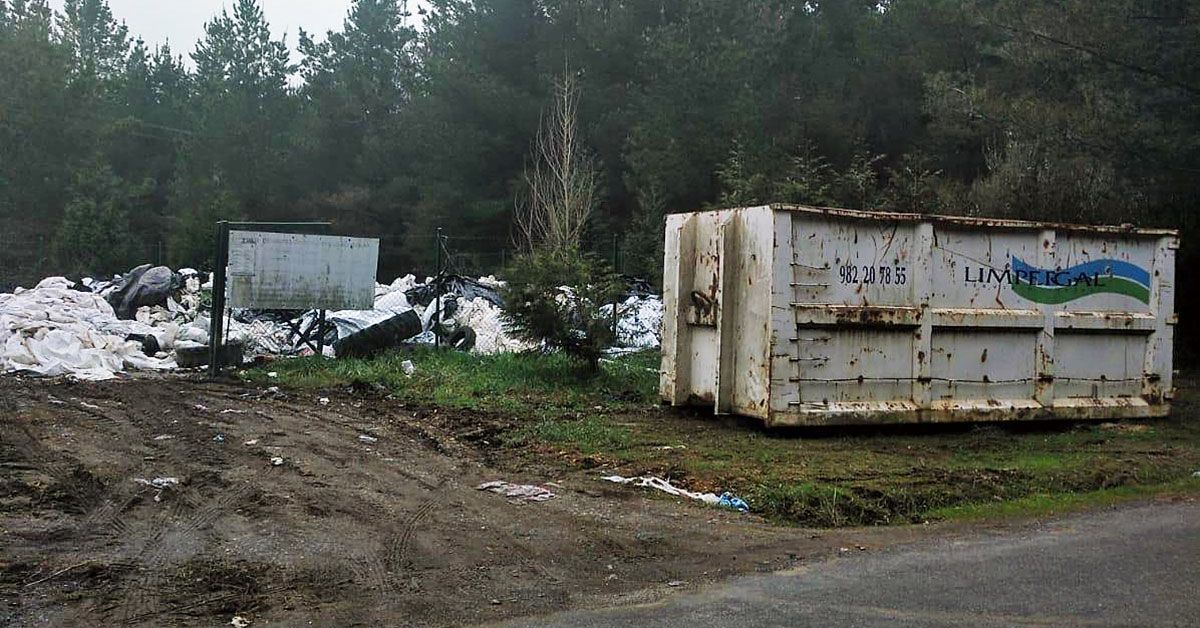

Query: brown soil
[{"left": 0, "top": 375, "right": 929, "bottom": 627}]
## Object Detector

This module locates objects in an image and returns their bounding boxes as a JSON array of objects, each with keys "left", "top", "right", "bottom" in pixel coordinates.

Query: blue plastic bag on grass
[{"left": 718, "top": 492, "right": 750, "bottom": 513}]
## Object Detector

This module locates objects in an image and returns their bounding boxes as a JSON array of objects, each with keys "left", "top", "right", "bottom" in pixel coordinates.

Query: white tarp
[{"left": 0, "top": 278, "right": 176, "bottom": 380}]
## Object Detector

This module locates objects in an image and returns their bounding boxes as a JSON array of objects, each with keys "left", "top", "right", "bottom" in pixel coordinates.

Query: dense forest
[{"left": 2, "top": 0, "right": 1197, "bottom": 289}]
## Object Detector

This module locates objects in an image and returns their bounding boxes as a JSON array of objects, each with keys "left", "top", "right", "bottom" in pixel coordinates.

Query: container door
[{"left": 661, "top": 211, "right": 732, "bottom": 410}]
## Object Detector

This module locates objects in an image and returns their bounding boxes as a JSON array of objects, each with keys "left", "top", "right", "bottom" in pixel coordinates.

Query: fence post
[
  {"left": 434, "top": 227, "right": 443, "bottom": 349},
  {"left": 612, "top": 234, "right": 620, "bottom": 340},
  {"left": 208, "top": 221, "right": 230, "bottom": 377}
]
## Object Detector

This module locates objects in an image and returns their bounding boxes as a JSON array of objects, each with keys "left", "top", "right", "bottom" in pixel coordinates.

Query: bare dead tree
[{"left": 515, "top": 71, "right": 598, "bottom": 254}]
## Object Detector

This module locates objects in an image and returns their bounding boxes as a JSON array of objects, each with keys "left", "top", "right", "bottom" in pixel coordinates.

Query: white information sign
[{"left": 226, "top": 230, "right": 378, "bottom": 310}]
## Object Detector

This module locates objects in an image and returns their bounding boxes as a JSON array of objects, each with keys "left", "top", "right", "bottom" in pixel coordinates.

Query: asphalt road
[{"left": 510, "top": 499, "right": 1200, "bottom": 627}]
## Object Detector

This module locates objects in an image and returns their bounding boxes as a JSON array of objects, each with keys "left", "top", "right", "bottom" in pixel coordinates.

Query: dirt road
[{"left": 0, "top": 375, "right": 922, "bottom": 626}]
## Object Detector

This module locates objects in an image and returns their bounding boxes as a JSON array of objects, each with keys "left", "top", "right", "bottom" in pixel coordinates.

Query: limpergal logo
[{"left": 963, "top": 258, "right": 1151, "bottom": 305}]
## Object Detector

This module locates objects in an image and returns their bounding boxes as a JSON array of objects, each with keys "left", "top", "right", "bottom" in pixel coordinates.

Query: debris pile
[
  {"left": 1, "top": 266, "right": 664, "bottom": 380},
  {"left": 602, "top": 294, "right": 664, "bottom": 350},
  {"left": 0, "top": 277, "right": 177, "bottom": 380}
]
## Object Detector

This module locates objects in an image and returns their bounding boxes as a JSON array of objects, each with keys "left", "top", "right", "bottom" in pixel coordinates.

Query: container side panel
[
  {"left": 777, "top": 214, "right": 920, "bottom": 417},
  {"left": 791, "top": 216, "right": 918, "bottom": 307},
  {"left": 929, "top": 330, "right": 1036, "bottom": 401},
  {"left": 791, "top": 329, "right": 914, "bottom": 404},
  {"left": 1055, "top": 333, "right": 1147, "bottom": 399},
  {"left": 930, "top": 228, "right": 1157, "bottom": 314}
]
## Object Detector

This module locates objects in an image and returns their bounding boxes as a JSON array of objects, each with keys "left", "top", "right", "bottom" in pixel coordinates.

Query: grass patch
[
  {"left": 924, "top": 477, "right": 1200, "bottom": 522},
  {"left": 506, "top": 418, "right": 632, "bottom": 455},
  {"left": 246, "top": 348, "right": 658, "bottom": 413},
  {"left": 567, "top": 412, "right": 1200, "bottom": 528}
]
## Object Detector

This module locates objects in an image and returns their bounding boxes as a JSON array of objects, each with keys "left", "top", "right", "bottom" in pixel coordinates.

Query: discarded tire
[
  {"left": 126, "top": 333, "right": 160, "bottom": 356},
  {"left": 333, "top": 310, "right": 423, "bottom": 359},
  {"left": 445, "top": 326, "right": 477, "bottom": 352}
]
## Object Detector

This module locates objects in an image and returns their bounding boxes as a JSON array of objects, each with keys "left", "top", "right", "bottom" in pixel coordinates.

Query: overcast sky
[{"left": 48, "top": 1, "right": 361, "bottom": 61}]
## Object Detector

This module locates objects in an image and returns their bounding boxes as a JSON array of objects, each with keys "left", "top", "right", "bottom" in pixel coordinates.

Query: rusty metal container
[{"left": 660, "top": 205, "right": 1177, "bottom": 426}]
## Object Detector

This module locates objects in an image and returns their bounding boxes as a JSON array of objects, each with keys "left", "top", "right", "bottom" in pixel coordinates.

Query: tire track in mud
[
  {"left": 355, "top": 480, "right": 445, "bottom": 595},
  {"left": 113, "top": 482, "right": 252, "bottom": 625},
  {"left": 389, "top": 497, "right": 439, "bottom": 572}
]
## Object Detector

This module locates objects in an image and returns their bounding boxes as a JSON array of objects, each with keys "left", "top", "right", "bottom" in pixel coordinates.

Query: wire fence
[
  {"left": 0, "top": 235, "right": 169, "bottom": 290},
  {"left": 0, "top": 227, "right": 636, "bottom": 290}
]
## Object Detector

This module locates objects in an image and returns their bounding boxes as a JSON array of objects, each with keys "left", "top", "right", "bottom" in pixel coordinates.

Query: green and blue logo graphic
[
  {"left": 1010, "top": 257, "right": 1150, "bottom": 304},
  {"left": 964, "top": 258, "right": 1152, "bottom": 304}
]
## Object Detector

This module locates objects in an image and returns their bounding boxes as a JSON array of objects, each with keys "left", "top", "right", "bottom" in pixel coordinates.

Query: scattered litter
[
  {"left": 1099, "top": 422, "right": 1150, "bottom": 434},
  {"left": 318, "top": 397, "right": 330, "bottom": 406},
  {"left": 266, "top": 372, "right": 278, "bottom": 379},
  {"left": 1193, "top": 470, "right": 1200, "bottom": 478},
  {"left": 244, "top": 439, "right": 259, "bottom": 446},
  {"left": 194, "top": 404, "right": 209, "bottom": 412},
  {"left": 718, "top": 492, "right": 750, "bottom": 513},
  {"left": 602, "top": 475, "right": 721, "bottom": 506},
  {"left": 477, "top": 480, "right": 555, "bottom": 502},
  {"left": 401, "top": 360, "right": 415, "bottom": 377},
  {"left": 654, "top": 445, "right": 686, "bottom": 451},
  {"left": 153, "top": 434, "right": 174, "bottom": 441},
  {"left": 134, "top": 477, "right": 179, "bottom": 489},
  {"left": 212, "top": 434, "right": 225, "bottom": 443},
  {"left": 231, "top": 616, "right": 251, "bottom": 628},
  {"left": 80, "top": 401, "right": 101, "bottom": 410},
  {"left": 490, "top": 599, "right": 501, "bottom": 606},
  {"left": 358, "top": 434, "right": 378, "bottom": 444},
  {"left": 220, "top": 409, "right": 246, "bottom": 415},
  {"left": 667, "top": 580, "right": 685, "bottom": 587},
  {"left": 47, "top": 396, "right": 64, "bottom": 405},
  {"left": 270, "top": 456, "right": 284, "bottom": 466}
]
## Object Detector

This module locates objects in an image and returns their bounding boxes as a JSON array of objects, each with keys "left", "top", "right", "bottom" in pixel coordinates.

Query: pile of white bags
[
  {"left": 0, "top": 278, "right": 176, "bottom": 380},
  {"left": 0, "top": 269, "right": 666, "bottom": 380}
]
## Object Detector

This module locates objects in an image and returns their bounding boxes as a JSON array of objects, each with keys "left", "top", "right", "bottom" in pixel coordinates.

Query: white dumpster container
[{"left": 661, "top": 205, "right": 1177, "bottom": 426}]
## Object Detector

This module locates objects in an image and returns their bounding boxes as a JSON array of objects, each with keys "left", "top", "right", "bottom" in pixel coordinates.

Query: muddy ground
[{"left": 0, "top": 375, "right": 937, "bottom": 627}]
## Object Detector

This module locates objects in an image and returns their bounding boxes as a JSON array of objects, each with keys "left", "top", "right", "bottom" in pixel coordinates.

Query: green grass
[
  {"left": 245, "top": 347, "right": 659, "bottom": 413},
  {"left": 924, "top": 477, "right": 1200, "bottom": 522},
  {"left": 506, "top": 418, "right": 632, "bottom": 455}
]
